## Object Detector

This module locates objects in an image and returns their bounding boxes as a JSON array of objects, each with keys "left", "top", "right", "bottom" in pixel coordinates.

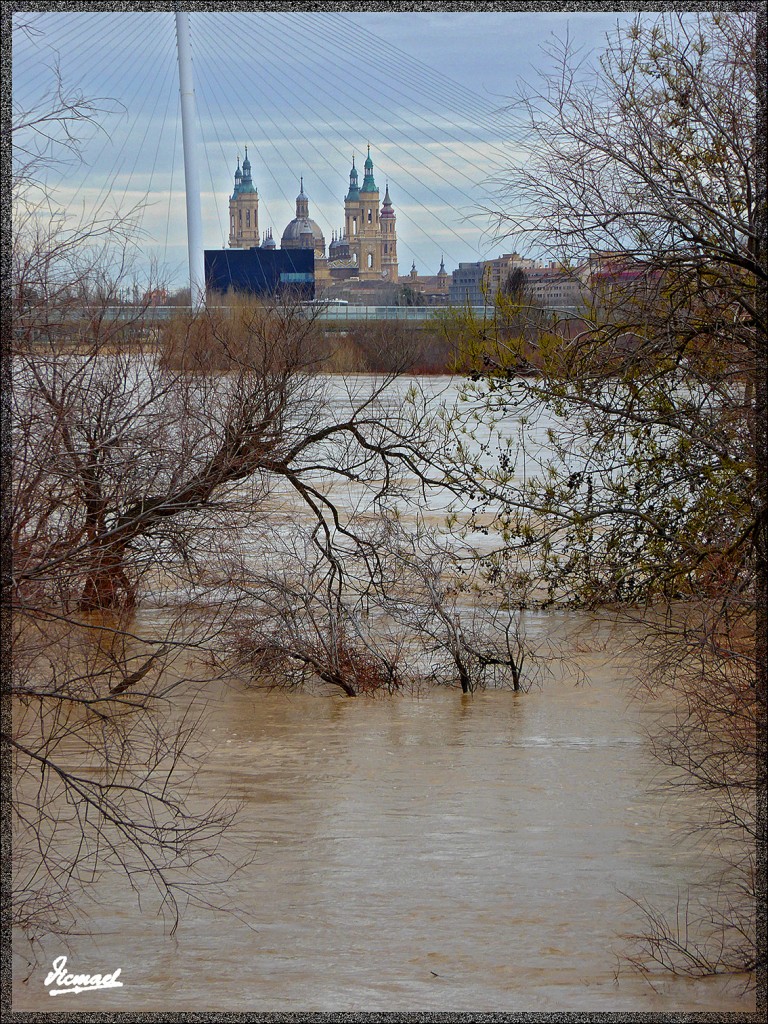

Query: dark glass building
[{"left": 204, "top": 247, "right": 314, "bottom": 300}]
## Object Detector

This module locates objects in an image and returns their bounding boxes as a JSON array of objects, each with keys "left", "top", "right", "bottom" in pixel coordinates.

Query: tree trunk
[{"left": 79, "top": 543, "right": 135, "bottom": 612}]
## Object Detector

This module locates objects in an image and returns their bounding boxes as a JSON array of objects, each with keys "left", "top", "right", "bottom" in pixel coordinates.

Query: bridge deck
[{"left": 95, "top": 304, "right": 580, "bottom": 323}]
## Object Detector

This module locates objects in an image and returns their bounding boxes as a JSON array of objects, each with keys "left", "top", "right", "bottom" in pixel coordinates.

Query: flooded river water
[
  {"left": 13, "top": 618, "right": 754, "bottom": 1012},
  {"left": 12, "top": 376, "right": 754, "bottom": 1012}
]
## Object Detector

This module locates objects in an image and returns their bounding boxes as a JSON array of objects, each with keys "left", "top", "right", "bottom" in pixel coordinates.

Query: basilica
[{"left": 227, "top": 145, "right": 398, "bottom": 289}]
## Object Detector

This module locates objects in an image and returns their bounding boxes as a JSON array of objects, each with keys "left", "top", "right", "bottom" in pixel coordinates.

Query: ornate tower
[
  {"left": 345, "top": 146, "right": 383, "bottom": 280},
  {"left": 344, "top": 155, "right": 362, "bottom": 268},
  {"left": 380, "top": 182, "right": 398, "bottom": 282},
  {"left": 357, "top": 145, "right": 382, "bottom": 279},
  {"left": 228, "top": 146, "right": 259, "bottom": 248}
]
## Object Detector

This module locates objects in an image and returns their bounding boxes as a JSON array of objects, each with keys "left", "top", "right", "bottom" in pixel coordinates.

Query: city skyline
[{"left": 13, "top": 8, "right": 640, "bottom": 290}]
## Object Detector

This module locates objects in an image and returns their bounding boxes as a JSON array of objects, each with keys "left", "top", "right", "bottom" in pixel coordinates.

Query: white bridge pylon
[{"left": 176, "top": 12, "right": 206, "bottom": 309}]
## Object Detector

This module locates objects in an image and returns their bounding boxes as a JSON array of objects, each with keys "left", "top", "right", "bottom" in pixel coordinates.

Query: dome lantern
[
  {"left": 361, "top": 144, "right": 377, "bottom": 193},
  {"left": 296, "top": 176, "right": 310, "bottom": 218},
  {"left": 346, "top": 155, "right": 360, "bottom": 201},
  {"left": 235, "top": 144, "right": 257, "bottom": 195},
  {"left": 281, "top": 183, "right": 325, "bottom": 256}
]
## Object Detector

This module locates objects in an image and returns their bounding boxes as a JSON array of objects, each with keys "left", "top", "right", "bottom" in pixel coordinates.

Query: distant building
[
  {"left": 448, "top": 252, "right": 587, "bottom": 311},
  {"left": 583, "top": 251, "right": 663, "bottom": 330},
  {"left": 449, "top": 261, "right": 490, "bottom": 306},
  {"left": 585, "top": 251, "right": 656, "bottom": 295},
  {"left": 450, "top": 254, "right": 538, "bottom": 306},
  {"left": 228, "top": 147, "right": 259, "bottom": 249},
  {"left": 226, "top": 145, "right": 398, "bottom": 291},
  {"left": 142, "top": 287, "right": 170, "bottom": 306},
  {"left": 485, "top": 253, "right": 539, "bottom": 296},
  {"left": 397, "top": 257, "right": 450, "bottom": 305},
  {"left": 524, "top": 264, "right": 586, "bottom": 310},
  {"left": 204, "top": 247, "right": 314, "bottom": 300},
  {"left": 280, "top": 177, "right": 326, "bottom": 263}
]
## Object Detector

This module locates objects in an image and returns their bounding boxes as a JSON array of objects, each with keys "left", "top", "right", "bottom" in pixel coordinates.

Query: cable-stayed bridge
[{"left": 13, "top": 10, "right": 535, "bottom": 295}]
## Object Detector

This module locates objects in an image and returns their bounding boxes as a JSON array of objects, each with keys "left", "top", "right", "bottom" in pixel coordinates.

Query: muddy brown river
[
  {"left": 13, "top": 617, "right": 754, "bottom": 1012},
  {"left": 12, "top": 377, "right": 754, "bottom": 1012}
]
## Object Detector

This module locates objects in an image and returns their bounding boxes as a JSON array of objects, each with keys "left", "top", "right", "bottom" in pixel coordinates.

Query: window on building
[
  {"left": 246, "top": 211, "right": 250, "bottom": 227},
  {"left": 279, "top": 273, "right": 314, "bottom": 283},
  {"left": 384, "top": 244, "right": 388, "bottom": 255},
  {"left": 368, "top": 253, "right": 373, "bottom": 269},
  {"left": 352, "top": 218, "right": 357, "bottom": 235},
  {"left": 367, "top": 209, "right": 372, "bottom": 223}
]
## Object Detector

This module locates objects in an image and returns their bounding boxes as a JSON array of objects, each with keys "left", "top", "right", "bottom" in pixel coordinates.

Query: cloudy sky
[{"left": 13, "top": 7, "right": 641, "bottom": 291}]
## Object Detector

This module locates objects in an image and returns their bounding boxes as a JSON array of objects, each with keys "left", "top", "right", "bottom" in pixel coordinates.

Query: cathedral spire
[
  {"left": 229, "top": 144, "right": 259, "bottom": 247},
  {"left": 361, "top": 144, "right": 376, "bottom": 193},
  {"left": 380, "top": 181, "right": 395, "bottom": 220},
  {"left": 346, "top": 154, "right": 360, "bottom": 200},
  {"left": 234, "top": 144, "right": 256, "bottom": 195}
]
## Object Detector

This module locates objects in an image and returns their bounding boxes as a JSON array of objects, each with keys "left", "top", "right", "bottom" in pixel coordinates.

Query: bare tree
[
  {"left": 10, "top": 269, "right": 460, "bottom": 935},
  {"left": 446, "top": 11, "right": 764, "bottom": 978},
  {"left": 380, "top": 526, "right": 536, "bottom": 694},
  {"left": 223, "top": 532, "right": 407, "bottom": 698},
  {"left": 615, "top": 590, "right": 758, "bottom": 977},
  {"left": 8, "top": 49, "right": 456, "bottom": 942},
  {"left": 220, "top": 516, "right": 540, "bottom": 698}
]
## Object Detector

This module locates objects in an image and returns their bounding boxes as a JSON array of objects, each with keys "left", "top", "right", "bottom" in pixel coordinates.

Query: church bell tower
[
  {"left": 380, "top": 183, "right": 398, "bottom": 282},
  {"left": 228, "top": 146, "right": 259, "bottom": 248}
]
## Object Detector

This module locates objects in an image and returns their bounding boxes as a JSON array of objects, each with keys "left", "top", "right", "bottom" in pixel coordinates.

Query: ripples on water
[
  {"left": 13, "top": 628, "right": 753, "bottom": 1012},
  {"left": 13, "top": 378, "right": 754, "bottom": 1012}
]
